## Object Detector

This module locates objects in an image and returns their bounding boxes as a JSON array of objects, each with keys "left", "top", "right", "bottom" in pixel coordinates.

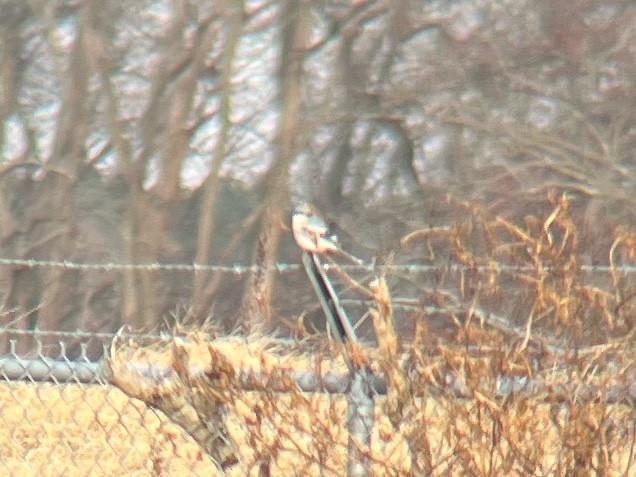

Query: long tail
[{"left": 301, "top": 252, "right": 358, "bottom": 344}]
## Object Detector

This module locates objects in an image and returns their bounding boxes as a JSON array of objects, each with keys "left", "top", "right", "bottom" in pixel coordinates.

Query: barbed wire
[{"left": 0, "top": 256, "right": 634, "bottom": 275}]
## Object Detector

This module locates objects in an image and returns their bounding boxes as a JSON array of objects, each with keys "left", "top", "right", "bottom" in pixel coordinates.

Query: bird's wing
[{"left": 304, "top": 214, "right": 330, "bottom": 235}]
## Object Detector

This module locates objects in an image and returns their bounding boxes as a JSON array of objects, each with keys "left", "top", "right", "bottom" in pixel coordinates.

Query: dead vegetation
[
  {"left": 100, "top": 199, "right": 635, "bottom": 476},
  {"left": 103, "top": 329, "right": 634, "bottom": 476}
]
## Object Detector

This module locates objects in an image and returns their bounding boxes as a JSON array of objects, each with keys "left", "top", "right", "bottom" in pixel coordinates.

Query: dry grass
[{"left": 101, "top": 329, "right": 635, "bottom": 476}]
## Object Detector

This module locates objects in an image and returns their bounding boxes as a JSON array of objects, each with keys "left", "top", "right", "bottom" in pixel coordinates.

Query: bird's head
[{"left": 293, "top": 202, "right": 315, "bottom": 217}]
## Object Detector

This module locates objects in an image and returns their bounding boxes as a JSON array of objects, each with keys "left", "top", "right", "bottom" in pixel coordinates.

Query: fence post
[{"left": 347, "top": 365, "right": 374, "bottom": 476}]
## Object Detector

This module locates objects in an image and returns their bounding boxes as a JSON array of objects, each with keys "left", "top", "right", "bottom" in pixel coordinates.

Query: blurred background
[{"left": 0, "top": 0, "right": 634, "bottom": 356}]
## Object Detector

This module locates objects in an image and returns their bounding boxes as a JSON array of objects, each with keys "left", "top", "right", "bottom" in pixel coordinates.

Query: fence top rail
[{"left": 1, "top": 355, "right": 635, "bottom": 405}]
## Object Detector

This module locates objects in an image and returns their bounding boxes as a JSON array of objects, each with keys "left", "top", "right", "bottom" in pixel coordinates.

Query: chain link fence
[
  {"left": 1, "top": 303, "right": 635, "bottom": 476},
  {"left": 0, "top": 324, "right": 387, "bottom": 476},
  {"left": 0, "top": 325, "right": 209, "bottom": 476}
]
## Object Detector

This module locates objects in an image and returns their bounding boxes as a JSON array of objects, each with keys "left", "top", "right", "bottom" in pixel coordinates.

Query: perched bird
[
  {"left": 292, "top": 202, "right": 360, "bottom": 345},
  {"left": 291, "top": 203, "right": 363, "bottom": 265}
]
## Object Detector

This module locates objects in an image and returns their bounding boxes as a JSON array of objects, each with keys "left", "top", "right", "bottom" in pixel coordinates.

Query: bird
[
  {"left": 292, "top": 202, "right": 361, "bottom": 345},
  {"left": 291, "top": 203, "right": 363, "bottom": 265}
]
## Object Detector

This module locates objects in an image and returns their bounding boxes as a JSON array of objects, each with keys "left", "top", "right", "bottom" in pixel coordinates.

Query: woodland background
[{"left": 0, "top": 0, "right": 634, "bottom": 357}]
